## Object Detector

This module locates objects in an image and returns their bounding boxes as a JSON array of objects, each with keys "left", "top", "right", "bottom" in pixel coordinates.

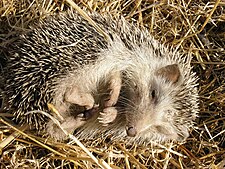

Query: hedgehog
[{"left": 1, "top": 10, "right": 199, "bottom": 144}]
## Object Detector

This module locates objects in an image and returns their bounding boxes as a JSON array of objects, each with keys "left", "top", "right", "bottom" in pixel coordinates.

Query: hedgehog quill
[{"left": 1, "top": 10, "right": 199, "bottom": 144}]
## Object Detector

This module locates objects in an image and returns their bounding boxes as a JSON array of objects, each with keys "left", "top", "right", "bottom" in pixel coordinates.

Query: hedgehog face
[{"left": 121, "top": 63, "right": 188, "bottom": 141}]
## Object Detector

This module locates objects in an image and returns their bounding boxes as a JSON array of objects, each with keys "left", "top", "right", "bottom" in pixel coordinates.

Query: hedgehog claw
[{"left": 98, "top": 107, "right": 117, "bottom": 126}]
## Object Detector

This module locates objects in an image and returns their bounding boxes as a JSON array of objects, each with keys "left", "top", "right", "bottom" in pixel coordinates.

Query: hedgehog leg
[
  {"left": 104, "top": 71, "right": 122, "bottom": 107},
  {"left": 99, "top": 71, "right": 121, "bottom": 125},
  {"left": 64, "top": 86, "right": 95, "bottom": 110}
]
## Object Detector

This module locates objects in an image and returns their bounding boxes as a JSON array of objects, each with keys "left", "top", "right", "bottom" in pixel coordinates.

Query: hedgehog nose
[{"left": 126, "top": 126, "right": 137, "bottom": 137}]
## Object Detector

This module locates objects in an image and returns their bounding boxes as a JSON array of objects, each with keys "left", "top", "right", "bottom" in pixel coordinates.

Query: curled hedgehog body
[{"left": 2, "top": 10, "right": 199, "bottom": 144}]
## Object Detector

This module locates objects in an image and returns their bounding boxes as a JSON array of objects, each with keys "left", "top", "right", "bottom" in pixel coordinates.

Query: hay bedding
[{"left": 0, "top": 0, "right": 224, "bottom": 168}]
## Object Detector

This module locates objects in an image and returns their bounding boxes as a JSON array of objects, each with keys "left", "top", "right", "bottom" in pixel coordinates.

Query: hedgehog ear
[{"left": 155, "top": 64, "right": 180, "bottom": 83}]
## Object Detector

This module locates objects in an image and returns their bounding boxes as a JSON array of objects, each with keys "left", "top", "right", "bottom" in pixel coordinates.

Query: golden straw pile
[{"left": 0, "top": 0, "right": 224, "bottom": 168}]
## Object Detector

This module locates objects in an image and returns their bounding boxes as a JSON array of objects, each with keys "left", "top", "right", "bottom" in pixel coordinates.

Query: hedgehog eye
[{"left": 151, "top": 90, "right": 156, "bottom": 100}]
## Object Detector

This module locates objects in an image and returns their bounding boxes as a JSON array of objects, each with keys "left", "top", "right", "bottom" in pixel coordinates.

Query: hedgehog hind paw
[{"left": 46, "top": 115, "right": 86, "bottom": 141}]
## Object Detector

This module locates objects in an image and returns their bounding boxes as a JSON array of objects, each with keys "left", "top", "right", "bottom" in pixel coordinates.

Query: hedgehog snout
[{"left": 126, "top": 125, "right": 137, "bottom": 137}]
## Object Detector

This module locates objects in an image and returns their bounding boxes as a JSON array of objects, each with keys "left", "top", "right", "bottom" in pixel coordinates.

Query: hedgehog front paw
[{"left": 98, "top": 107, "right": 117, "bottom": 126}]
